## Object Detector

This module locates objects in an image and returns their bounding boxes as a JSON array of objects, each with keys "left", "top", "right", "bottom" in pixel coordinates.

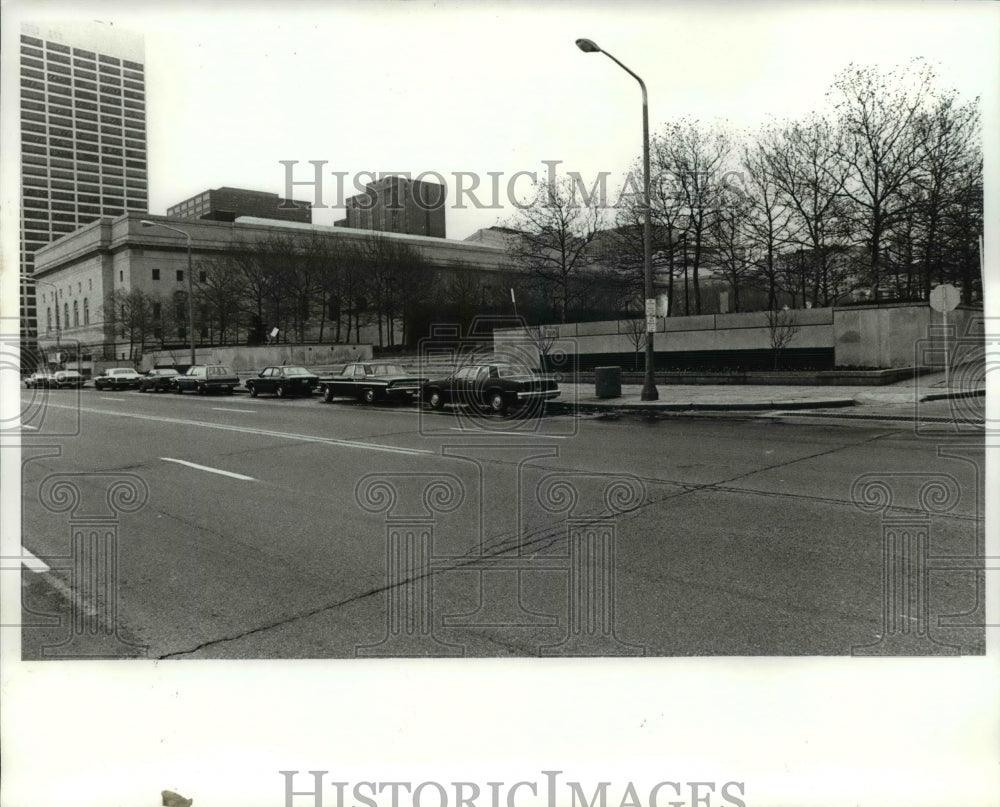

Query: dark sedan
[
  {"left": 317, "top": 362, "right": 427, "bottom": 404},
  {"left": 421, "top": 361, "right": 560, "bottom": 416},
  {"left": 139, "top": 368, "right": 180, "bottom": 392},
  {"left": 174, "top": 364, "right": 240, "bottom": 395},
  {"left": 245, "top": 366, "right": 319, "bottom": 398}
]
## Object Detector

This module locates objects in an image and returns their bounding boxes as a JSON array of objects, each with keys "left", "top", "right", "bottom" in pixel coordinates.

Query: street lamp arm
[{"left": 596, "top": 49, "right": 648, "bottom": 106}]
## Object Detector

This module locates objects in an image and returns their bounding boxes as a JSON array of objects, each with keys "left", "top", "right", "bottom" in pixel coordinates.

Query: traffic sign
[{"left": 929, "top": 284, "right": 960, "bottom": 313}]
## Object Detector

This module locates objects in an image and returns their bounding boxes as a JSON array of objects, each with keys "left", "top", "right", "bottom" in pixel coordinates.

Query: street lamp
[
  {"left": 576, "top": 37, "right": 657, "bottom": 400},
  {"left": 141, "top": 219, "right": 196, "bottom": 367}
]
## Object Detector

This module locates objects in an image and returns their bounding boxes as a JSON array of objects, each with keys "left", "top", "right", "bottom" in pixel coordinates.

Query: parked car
[
  {"left": 93, "top": 367, "right": 143, "bottom": 390},
  {"left": 174, "top": 364, "right": 240, "bottom": 395},
  {"left": 421, "top": 360, "right": 560, "bottom": 416},
  {"left": 24, "top": 371, "right": 55, "bottom": 389},
  {"left": 245, "top": 366, "right": 319, "bottom": 398},
  {"left": 317, "top": 362, "right": 427, "bottom": 404},
  {"left": 52, "top": 370, "right": 85, "bottom": 388},
  {"left": 139, "top": 368, "right": 180, "bottom": 393}
]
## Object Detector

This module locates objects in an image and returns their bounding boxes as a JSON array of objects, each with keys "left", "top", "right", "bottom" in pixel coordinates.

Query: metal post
[{"left": 576, "top": 38, "right": 657, "bottom": 400}]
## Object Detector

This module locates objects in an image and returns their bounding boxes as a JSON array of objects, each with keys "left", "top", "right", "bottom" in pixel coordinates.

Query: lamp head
[{"left": 575, "top": 38, "right": 601, "bottom": 53}]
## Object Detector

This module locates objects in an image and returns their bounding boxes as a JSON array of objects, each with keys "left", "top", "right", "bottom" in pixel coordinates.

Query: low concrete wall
[
  {"left": 137, "top": 343, "right": 373, "bottom": 372},
  {"left": 833, "top": 304, "right": 980, "bottom": 369},
  {"left": 495, "top": 304, "right": 984, "bottom": 370}
]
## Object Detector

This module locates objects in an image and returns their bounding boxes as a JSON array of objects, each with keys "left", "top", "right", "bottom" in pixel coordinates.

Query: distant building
[
  {"left": 338, "top": 175, "right": 446, "bottom": 238},
  {"left": 166, "top": 187, "right": 311, "bottom": 223},
  {"left": 19, "top": 20, "right": 147, "bottom": 355}
]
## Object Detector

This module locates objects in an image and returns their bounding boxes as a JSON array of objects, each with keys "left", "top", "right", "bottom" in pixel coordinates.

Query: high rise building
[
  {"left": 19, "top": 21, "right": 147, "bottom": 356},
  {"left": 336, "top": 176, "right": 446, "bottom": 238},
  {"left": 166, "top": 187, "right": 312, "bottom": 223}
]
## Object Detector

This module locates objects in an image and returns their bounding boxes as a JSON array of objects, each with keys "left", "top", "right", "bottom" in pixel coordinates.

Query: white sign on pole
[
  {"left": 929, "top": 283, "right": 960, "bottom": 313},
  {"left": 928, "top": 284, "right": 960, "bottom": 392},
  {"left": 645, "top": 298, "right": 657, "bottom": 317},
  {"left": 646, "top": 315, "right": 657, "bottom": 333}
]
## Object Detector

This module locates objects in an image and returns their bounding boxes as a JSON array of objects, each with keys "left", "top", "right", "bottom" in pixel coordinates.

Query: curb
[
  {"left": 546, "top": 398, "right": 857, "bottom": 414},
  {"left": 919, "top": 389, "right": 985, "bottom": 403}
]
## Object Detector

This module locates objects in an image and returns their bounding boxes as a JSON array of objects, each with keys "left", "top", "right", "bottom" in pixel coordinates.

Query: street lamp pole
[
  {"left": 576, "top": 37, "right": 657, "bottom": 400},
  {"left": 141, "top": 220, "right": 196, "bottom": 367}
]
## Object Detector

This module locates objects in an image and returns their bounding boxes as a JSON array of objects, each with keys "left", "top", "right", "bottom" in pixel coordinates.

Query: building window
[
  {"left": 73, "top": 300, "right": 79, "bottom": 327},
  {"left": 119, "top": 270, "right": 123, "bottom": 281},
  {"left": 176, "top": 270, "right": 184, "bottom": 282},
  {"left": 84, "top": 298, "right": 89, "bottom": 325},
  {"left": 152, "top": 268, "right": 160, "bottom": 280},
  {"left": 89, "top": 278, "right": 92, "bottom": 290},
  {"left": 64, "top": 303, "right": 69, "bottom": 329},
  {"left": 46, "top": 308, "right": 51, "bottom": 333}
]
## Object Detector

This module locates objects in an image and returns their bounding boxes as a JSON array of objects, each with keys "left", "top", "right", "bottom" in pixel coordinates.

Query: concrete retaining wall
[
  {"left": 494, "top": 304, "right": 984, "bottom": 370},
  {"left": 136, "top": 343, "right": 373, "bottom": 373}
]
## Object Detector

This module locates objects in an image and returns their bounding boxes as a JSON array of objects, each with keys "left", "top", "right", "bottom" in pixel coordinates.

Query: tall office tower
[
  {"left": 339, "top": 176, "right": 447, "bottom": 238},
  {"left": 19, "top": 21, "right": 147, "bottom": 354}
]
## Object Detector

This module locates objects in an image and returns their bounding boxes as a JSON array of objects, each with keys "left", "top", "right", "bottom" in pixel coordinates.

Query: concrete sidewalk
[{"left": 547, "top": 369, "right": 985, "bottom": 415}]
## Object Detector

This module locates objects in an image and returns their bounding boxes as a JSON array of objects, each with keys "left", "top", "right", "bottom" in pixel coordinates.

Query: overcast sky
[{"left": 11, "top": 0, "right": 998, "bottom": 240}]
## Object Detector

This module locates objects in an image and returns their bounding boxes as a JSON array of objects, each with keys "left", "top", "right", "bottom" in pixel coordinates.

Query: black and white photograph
[{"left": 1, "top": 1, "right": 997, "bottom": 806}]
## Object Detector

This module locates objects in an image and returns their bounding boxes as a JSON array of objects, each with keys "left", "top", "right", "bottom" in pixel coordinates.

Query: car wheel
[
  {"left": 361, "top": 387, "right": 376, "bottom": 405},
  {"left": 488, "top": 391, "right": 508, "bottom": 416},
  {"left": 428, "top": 390, "right": 444, "bottom": 410},
  {"left": 249, "top": 385, "right": 258, "bottom": 398},
  {"left": 323, "top": 386, "right": 334, "bottom": 403},
  {"left": 276, "top": 385, "right": 286, "bottom": 399}
]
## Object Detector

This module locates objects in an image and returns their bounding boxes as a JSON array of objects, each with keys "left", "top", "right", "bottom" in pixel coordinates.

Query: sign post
[{"left": 928, "top": 283, "right": 960, "bottom": 391}]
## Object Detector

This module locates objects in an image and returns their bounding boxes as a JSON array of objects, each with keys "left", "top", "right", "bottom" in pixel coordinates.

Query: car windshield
[
  {"left": 283, "top": 367, "right": 311, "bottom": 376},
  {"left": 110, "top": 369, "right": 136, "bottom": 375},
  {"left": 207, "top": 366, "right": 233, "bottom": 376}
]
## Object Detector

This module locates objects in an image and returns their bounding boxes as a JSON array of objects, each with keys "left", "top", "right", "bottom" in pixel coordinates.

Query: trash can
[{"left": 594, "top": 366, "right": 621, "bottom": 399}]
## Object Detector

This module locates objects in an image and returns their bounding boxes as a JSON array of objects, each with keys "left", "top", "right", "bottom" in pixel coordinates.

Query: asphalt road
[{"left": 18, "top": 386, "right": 985, "bottom": 658}]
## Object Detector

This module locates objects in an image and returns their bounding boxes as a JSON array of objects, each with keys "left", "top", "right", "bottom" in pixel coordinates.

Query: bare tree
[
  {"left": 830, "top": 60, "right": 936, "bottom": 300},
  {"left": 765, "top": 307, "right": 800, "bottom": 370},
  {"left": 105, "top": 288, "right": 160, "bottom": 362},
  {"left": 651, "top": 119, "right": 733, "bottom": 314},
  {"left": 622, "top": 318, "right": 646, "bottom": 370},
  {"left": 763, "top": 115, "right": 850, "bottom": 306},
  {"left": 502, "top": 176, "right": 605, "bottom": 323}
]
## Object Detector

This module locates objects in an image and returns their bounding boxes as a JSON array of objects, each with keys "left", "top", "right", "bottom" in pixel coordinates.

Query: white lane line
[
  {"left": 42, "top": 402, "right": 433, "bottom": 455},
  {"left": 212, "top": 407, "right": 255, "bottom": 413},
  {"left": 19, "top": 548, "right": 50, "bottom": 572},
  {"left": 20, "top": 424, "right": 39, "bottom": 431},
  {"left": 161, "top": 457, "right": 256, "bottom": 481},
  {"left": 449, "top": 427, "right": 567, "bottom": 439},
  {"left": 100, "top": 396, "right": 126, "bottom": 401}
]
